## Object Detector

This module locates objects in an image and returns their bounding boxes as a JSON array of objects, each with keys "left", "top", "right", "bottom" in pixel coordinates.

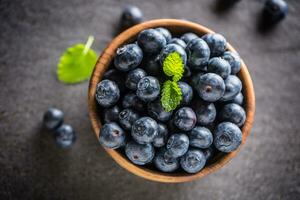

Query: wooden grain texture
[{"left": 88, "top": 19, "right": 255, "bottom": 183}]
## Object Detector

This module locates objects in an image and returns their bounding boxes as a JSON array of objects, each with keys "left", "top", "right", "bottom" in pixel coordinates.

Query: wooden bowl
[{"left": 88, "top": 19, "right": 255, "bottom": 183}]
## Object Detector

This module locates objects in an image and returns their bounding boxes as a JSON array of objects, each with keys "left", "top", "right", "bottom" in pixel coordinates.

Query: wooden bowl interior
[{"left": 88, "top": 19, "right": 255, "bottom": 183}]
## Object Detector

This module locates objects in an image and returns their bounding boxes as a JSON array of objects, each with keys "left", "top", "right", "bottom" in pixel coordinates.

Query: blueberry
[
  {"left": 142, "top": 55, "right": 162, "bottom": 76},
  {"left": 186, "top": 38, "right": 210, "bottom": 71},
  {"left": 136, "top": 76, "right": 160, "bottom": 102},
  {"left": 202, "top": 147, "right": 214, "bottom": 160},
  {"left": 125, "top": 68, "right": 147, "bottom": 90},
  {"left": 207, "top": 57, "right": 231, "bottom": 79},
  {"left": 229, "top": 92, "right": 243, "bottom": 105},
  {"left": 131, "top": 117, "right": 158, "bottom": 144},
  {"left": 160, "top": 44, "right": 187, "bottom": 66},
  {"left": 137, "top": 29, "right": 166, "bottom": 54},
  {"left": 193, "top": 73, "right": 225, "bottom": 102},
  {"left": 43, "top": 108, "right": 64, "bottom": 130},
  {"left": 148, "top": 99, "right": 173, "bottom": 122},
  {"left": 168, "top": 38, "right": 187, "bottom": 49},
  {"left": 192, "top": 100, "right": 216, "bottom": 125},
  {"left": 114, "top": 44, "right": 143, "bottom": 72},
  {"left": 54, "top": 124, "right": 76, "bottom": 149},
  {"left": 155, "top": 27, "right": 172, "bottom": 42},
  {"left": 178, "top": 81, "right": 193, "bottom": 105},
  {"left": 103, "top": 69, "right": 126, "bottom": 94},
  {"left": 189, "top": 126, "right": 213, "bottom": 148},
  {"left": 118, "top": 108, "right": 139, "bottom": 130},
  {"left": 95, "top": 79, "right": 120, "bottom": 108},
  {"left": 220, "top": 103, "right": 246, "bottom": 127},
  {"left": 183, "top": 65, "right": 192, "bottom": 78},
  {"left": 154, "top": 148, "right": 179, "bottom": 172},
  {"left": 180, "top": 149, "right": 206, "bottom": 173},
  {"left": 214, "top": 122, "right": 242, "bottom": 153},
  {"left": 153, "top": 123, "right": 168, "bottom": 147},
  {"left": 264, "top": 0, "right": 288, "bottom": 22},
  {"left": 202, "top": 33, "right": 227, "bottom": 57},
  {"left": 103, "top": 105, "right": 120, "bottom": 123},
  {"left": 180, "top": 32, "right": 198, "bottom": 44},
  {"left": 220, "top": 75, "right": 242, "bottom": 101},
  {"left": 166, "top": 133, "right": 189, "bottom": 158},
  {"left": 99, "top": 122, "right": 126, "bottom": 149},
  {"left": 120, "top": 5, "right": 143, "bottom": 28},
  {"left": 125, "top": 141, "right": 155, "bottom": 165},
  {"left": 174, "top": 107, "right": 197, "bottom": 131},
  {"left": 122, "top": 93, "right": 145, "bottom": 112},
  {"left": 222, "top": 51, "right": 241, "bottom": 74}
]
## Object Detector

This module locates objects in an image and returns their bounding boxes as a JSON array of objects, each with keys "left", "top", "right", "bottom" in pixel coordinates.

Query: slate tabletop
[{"left": 0, "top": 0, "right": 299, "bottom": 199}]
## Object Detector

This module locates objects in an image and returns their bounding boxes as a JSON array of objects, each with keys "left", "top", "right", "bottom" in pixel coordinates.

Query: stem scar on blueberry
[{"left": 205, "top": 85, "right": 212, "bottom": 93}]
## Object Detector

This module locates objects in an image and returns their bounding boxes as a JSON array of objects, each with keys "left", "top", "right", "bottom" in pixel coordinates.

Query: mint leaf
[
  {"left": 161, "top": 80, "right": 182, "bottom": 112},
  {"left": 57, "top": 36, "right": 97, "bottom": 84},
  {"left": 162, "top": 52, "right": 184, "bottom": 81}
]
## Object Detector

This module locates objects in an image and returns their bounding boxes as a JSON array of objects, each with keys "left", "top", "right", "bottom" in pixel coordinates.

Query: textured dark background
[{"left": 0, "top": 0, "right": 300, "bottom": 199}]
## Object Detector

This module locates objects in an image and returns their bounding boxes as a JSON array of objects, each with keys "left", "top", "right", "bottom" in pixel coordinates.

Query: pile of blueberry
[
  {"left": 95, "top": 27, "right": 246, "bottom": 174},
  {"left": 43, "top": 108, "right": 76, "bottom": 148}
]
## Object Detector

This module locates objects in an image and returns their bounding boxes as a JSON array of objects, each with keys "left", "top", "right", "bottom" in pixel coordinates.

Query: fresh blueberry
[
  {"left": 202, "top": 146, "right": 214, "bottom": 160},
  {"left": 126, "top": 68, "right": 147, "bottom": 90},
  {"left": 154, "top": 148, "right": 179, "bottom": 172},
  {"left": 103, "top": 105, "right": 120, "bottom": 123},
  {"left": 137, "top": 29, "right": 166, "bottom": 54},
  {"left": 222, "top": 51, "right": 241, "bottom": 74},
  {"left": 99, "top": 122, "right": 126, "bottom": 149},
  {"left": 229, "top": 92, "right": 243, "bottom": 105},
  {"left": 214, "top": 122, "right": 242, "bottom": 153},
  {"left": 180, "top": 32, "right": 198, "bottom": 44},
  {"left": 220, "top": 75, "right": 242, "bottom": 101},
  {"left": 125, "top": 141, "right": 155, "bottom": 165},
  {"left": 136, "top": 76, "right": 160, "bottom": 102},
  {"left": 183, "top": 65, "right": 192, "bottom": 78},
  {"left": 160, "top": 44, "right": 187, "bottom": 66},
  {"left": 166, "top": 133, "right": 189, "bottom": 158},
  {"left": 207, "top": 57, "right": 231, "bottom": 79},
  {"left": 43, "top": 108, "right": 64, "bottom": 130},
  {"left": 174, "top": 107, "right": 197, "bottom": 131},
  {"left": 120, "top": 5, "right": 143, "bottom": 28},
  {"left": 118, "top": 108, "right": 139, "bottom": 130},
  {"left": 202, "top": 33, "right": 227, "bottom": 57},
  {"left": 95, "top": 79, "right": 120, "bottom": 108},
  {"left": 186, "top": 38, "right": 210, "bottom": 71},
  {"left": 180, "top": 149, "right": 206, "bottom": 173},
  {"left": 114, "top": 44, "right": 143, "bottom": 72},
  {"left": 54, "top": 124, "right": 76, "bottom": 149},
  {"left": 264, "top": 0, "right": 288, "bottom": 22},
  {"left": 155, "top": 27, "right": 172, "bottom": 42},
  {"left": 142, "top": 55, "right": 162, "bottom": 76},
  {"left": 193, "top": 73, "right": 225, "bottom": 102},
  {"left": 178, "top": 81, "right": 193, "bottom": 105},
  {"left": 131, "top": 117, "right": 158, "bottom": 144},
  {"left": 192, "top": 100, "right": 216, "bottom": 125},
  {"left": 103, "top": 69, "right": 126, "bottom": 94},
  {"left": 153, "top": 123, "right": 168, "bottom": 147},
  {"left": 168, "top": 38, "right": 187, "bottom": 49},
  {"left": 122, "top": 93, "right": 145, "bottom": 112},
  {"left": 220, "top": 103, "right": 246, "bottom": 127},
  {"left": 148, "top": 99, "right": 173, "bottom": 122},
  {"left": 189, "top": 126, "right": 213, "bottom": 148}
]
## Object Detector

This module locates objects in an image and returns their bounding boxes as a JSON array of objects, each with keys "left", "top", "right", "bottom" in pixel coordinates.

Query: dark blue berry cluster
[
  {"left": 43, "top": 108, "right": 76, "bottom": 148},
  {"left": 96, "top": 28, "right": 246, "bottom": 174}
]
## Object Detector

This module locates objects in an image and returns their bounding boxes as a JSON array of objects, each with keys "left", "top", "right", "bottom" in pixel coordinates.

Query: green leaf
[
  {"left": 162, "top": 52, "right": 184, "bottom": 81},
  {"left": 57, "top": 36, "right": 97, "bottom": 84},
  {"left": 161, "top": 80, "right": 182, "bottom": 112}
]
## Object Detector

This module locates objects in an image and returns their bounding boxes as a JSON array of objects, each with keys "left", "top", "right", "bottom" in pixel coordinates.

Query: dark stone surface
[{"left": 0, "top": 0, "right": 300, "bottom": 199}]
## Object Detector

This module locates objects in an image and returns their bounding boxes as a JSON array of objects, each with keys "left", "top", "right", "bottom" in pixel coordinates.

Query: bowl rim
[{"left": 88, "top": 19, "right": 255, "bottom": 183}]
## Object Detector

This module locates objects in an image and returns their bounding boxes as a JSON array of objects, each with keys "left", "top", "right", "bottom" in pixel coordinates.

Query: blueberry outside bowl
[{"left": 88, "top": 19, "right": 255, "bottom": 183}]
